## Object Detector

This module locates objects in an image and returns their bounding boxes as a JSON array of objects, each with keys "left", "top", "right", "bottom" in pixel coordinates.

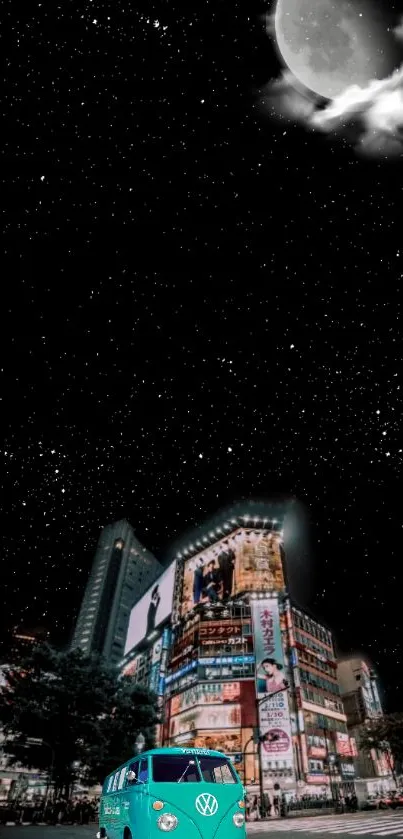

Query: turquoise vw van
[{"left": 98, "top": 747, "right": 246, "bottom": 839}]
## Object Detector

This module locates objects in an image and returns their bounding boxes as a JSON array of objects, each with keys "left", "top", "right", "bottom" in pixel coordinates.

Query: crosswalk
[{"left": 247, "top": 813, "right": 403, "bottom": 837}]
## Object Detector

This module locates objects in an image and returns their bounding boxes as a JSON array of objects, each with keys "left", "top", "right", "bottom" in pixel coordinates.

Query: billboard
[
  {"left": 124, "top": 562, "right": 176, "bottom": 655},
  {"left": 307, "top": 735, "right": 327, "bottom": 759},
  {"left": 169, "top": 704, "right": 242, "bottom": 738},
  {"left": 121, "top": 656, "right": 139, "bottom": 678},
  {"left": 336, "top": 732, "right": 354, "bottom": 757},
  {"left": 252, "top": 597, "right": 294, "bottom": 780},
  {"left": 199, "top": 621, "right": 244, "bottom": 646},
  {"left": 180, "top": 529, "right": 285, "bottom": 618},
  {"left": 361, "top": 670, "right": 382, "bottom": 718},
  {"left": 169, "top": 681, "right": 256, "bottom": 726},
  {"left": 170, "top": 682, "right": 241, "bottom": 716},
  {"left": 171, "top": 729, "right": 243, "bottom": 753}
]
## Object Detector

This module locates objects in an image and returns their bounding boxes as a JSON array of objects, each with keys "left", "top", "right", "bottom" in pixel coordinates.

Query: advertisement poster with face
[
  {"left": 180, "top": 529, "right": 285, "bottom": 618},
  {"left": 124, "top": 562, "right": 176, "bottom": 655},
  {"left": 252, "top": 597, "right": 294, "bottom": 777}
]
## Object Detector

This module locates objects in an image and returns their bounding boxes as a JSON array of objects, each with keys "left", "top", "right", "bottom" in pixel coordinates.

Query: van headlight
[
  {"left": 233, "top": 812, "right": 245, "bottom": 827},
  {"left": 157, "top": 813, "right": 178, "bottom": 831}
]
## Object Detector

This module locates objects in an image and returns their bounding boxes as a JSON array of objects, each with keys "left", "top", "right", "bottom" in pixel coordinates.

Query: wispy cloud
[
  {"left": 266, "top": 66, "right": 403, "bottom": 159},
  {"left": 392, "top": 15, "right": 403, "bottom": 42}
]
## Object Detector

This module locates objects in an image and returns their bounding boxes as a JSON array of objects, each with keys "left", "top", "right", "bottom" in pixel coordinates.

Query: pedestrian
[
  {"left": 249, "top": 795, "right": 260, "bottom": 821},
  {"left": 82, "top": 797, "right": 91, "bottom": 824},
  {"left": 272, "top": 793, "right": 280, "bottom": 817}
]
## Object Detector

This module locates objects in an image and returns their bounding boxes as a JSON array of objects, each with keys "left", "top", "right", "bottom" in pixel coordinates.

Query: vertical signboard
[
  {"left": 252, "top": 597, "right": 294, "bottom": 783},
  {"left": 148, "top": 635, "right": 164, "bottom": 695},
  {"left": 158, "top": 627, "right": 170, "bottom": 700}
]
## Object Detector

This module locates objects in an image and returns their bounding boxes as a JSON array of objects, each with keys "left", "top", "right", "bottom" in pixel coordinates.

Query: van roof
[
  {"left": 103, "top": 748, "right": 240, "bottom": 789},
  {"left": 137, "top": 747, "right": 232, "bottom": 759}
]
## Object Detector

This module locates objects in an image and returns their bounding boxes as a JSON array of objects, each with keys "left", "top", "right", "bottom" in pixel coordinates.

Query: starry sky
[{"left": 3, "top": 0, "right": 403, "bottom": 709}]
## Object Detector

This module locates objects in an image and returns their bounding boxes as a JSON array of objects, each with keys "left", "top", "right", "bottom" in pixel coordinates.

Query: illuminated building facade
[
  {"left": 71, "top": 519, "right": 163, "bottom": 666},
  {"left": 289, "top": 607, "right": 355, "bottom": 792},
  {"left": 337, "top": 658, "right": 394, "bottom": 795},
  {"left": 120, "top": 510, "right": 356, "bottom": 803}
]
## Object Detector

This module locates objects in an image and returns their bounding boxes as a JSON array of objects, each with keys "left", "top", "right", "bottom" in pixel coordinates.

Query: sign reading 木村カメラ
[{"left": 252, "top": 597, "right": 294, "bottom": 781}]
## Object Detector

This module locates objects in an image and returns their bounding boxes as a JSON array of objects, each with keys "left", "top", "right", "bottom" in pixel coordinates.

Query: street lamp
[{"left": 135, "top": 733, "right": 146, "bottom": 754}]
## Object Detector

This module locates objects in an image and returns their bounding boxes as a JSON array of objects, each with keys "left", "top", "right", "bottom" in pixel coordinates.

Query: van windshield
[
  {"left": 152, "top": 755, "right": 237, "bottom": 784},
  {"left": 153, "top": 755, "right": 201, "bottom": 783}
]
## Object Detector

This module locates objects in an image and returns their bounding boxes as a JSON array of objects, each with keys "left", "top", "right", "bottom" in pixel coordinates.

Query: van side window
[
  {"left": 138, "top": 758, "right": 149, "bottom": 783},
  {"left": 118, "top": 767, "right": 127, "bottom": 789},
  {"left": 126, "top": 761, "right": 139, "bottom": 785},
  {"left": 112, "top": 771, "right": 120, "bottom": 791},
  {"left": 106, "top": 776, "right": 113, "bottom": 793}
]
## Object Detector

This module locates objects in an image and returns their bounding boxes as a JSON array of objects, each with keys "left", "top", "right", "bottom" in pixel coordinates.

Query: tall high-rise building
[
  {"left": 337, "top": 657, "right": 393, "bottom": 795},
  {"left": 71, "top": 519, "right": 163, "bottom": 666}
]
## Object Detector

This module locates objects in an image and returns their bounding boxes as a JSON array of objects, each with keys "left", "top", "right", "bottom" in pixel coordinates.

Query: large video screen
[
  {"left": 124, "top": 562, "right": 176, "bottom": 655},
  {"left": 180, "top": 528, "right": 285, "bottom": 618}
]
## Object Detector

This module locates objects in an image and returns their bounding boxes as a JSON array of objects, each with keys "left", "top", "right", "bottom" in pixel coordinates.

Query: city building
[
  {"left": 289, "top": 606, "right": 355, "bottom": 795},
  {"left": 118, "top": 510, "right": 355, "bottom": 805},
  {"left": 0, "top": 628, "right": 50, "bottom": 803},
  {"left": 70, "top": 519, "right": 163, "bottom": 666},
  {"left": 337, "top": 657, "right": 394, "bottom": 797}
]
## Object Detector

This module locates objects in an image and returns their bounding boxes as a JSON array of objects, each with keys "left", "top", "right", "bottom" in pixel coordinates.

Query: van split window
[
  {"left": 138, "top": 758, "right": 149, "bottom": 783},
  {"left": 152, "top": 755, "right": 201, "bottom": 783},
  {"left": 198, "top": 756, "right": 237, "bottom": 784}
]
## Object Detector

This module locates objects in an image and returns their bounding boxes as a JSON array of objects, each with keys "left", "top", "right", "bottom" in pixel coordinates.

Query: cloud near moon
[{"left": 264, "top": 12, "right": 403, "bottom": 158}]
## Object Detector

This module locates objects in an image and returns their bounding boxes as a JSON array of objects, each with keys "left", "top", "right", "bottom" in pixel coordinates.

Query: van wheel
[{"left": 123, "top": 829, "right": 132, "bottom": 839}]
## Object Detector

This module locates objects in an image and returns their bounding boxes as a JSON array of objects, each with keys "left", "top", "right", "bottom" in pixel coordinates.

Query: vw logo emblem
[{"left": 195, "top": 793, "right": 219, "bottom": 817}]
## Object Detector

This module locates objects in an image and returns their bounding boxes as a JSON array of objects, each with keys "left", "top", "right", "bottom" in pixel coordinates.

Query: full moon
[{"left": 274, "top": 0, "right": 395, "bottom": 99}]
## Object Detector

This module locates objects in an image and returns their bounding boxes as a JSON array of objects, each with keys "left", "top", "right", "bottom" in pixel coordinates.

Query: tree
[
  {"left": 0, "top": 643, "right": 159, "bottom": 796},
  {"left": 359, "top": 713, "right": 403, "bottom": 782},
  {"left": 82, "top": 678, "right": 159, "bottom": 785}
]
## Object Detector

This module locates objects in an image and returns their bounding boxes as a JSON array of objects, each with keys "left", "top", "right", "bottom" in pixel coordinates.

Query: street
[
  {"left": 247, "top": 811, "right": 403, "bottom": 837},
  {"left": 1, "top": 814, "right": 403, "bottom": 839},
  {"left": 0, "top": 827, "right": 96, "bottom": 838}
]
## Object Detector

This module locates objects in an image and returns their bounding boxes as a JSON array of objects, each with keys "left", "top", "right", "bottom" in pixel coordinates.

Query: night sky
[{"left": 3, "top": 0, "right": 403, "bottom": 710}]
